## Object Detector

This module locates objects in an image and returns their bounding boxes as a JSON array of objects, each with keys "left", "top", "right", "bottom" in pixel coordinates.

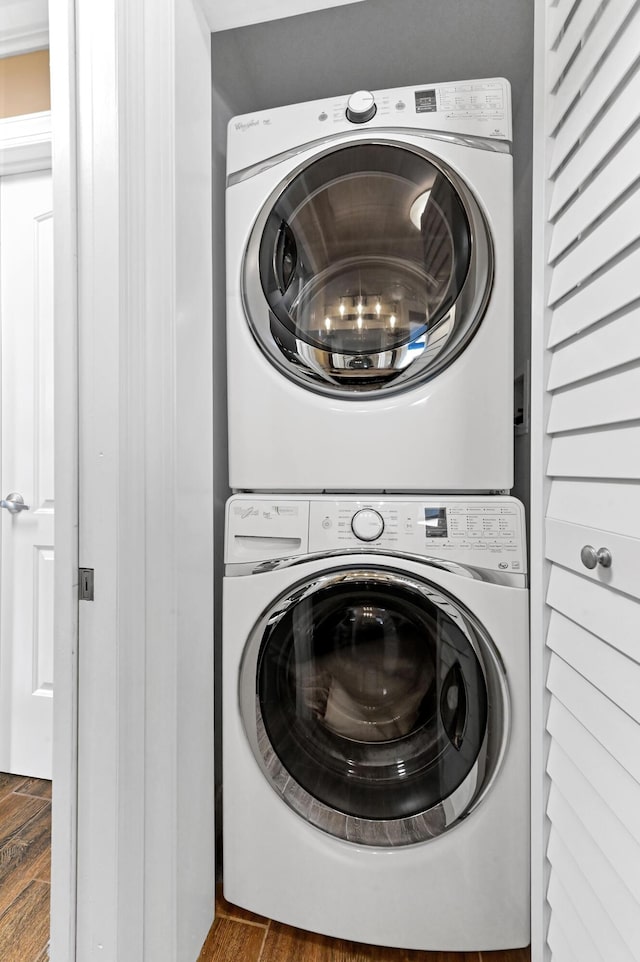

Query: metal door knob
[
  {"left": 0, "top": 492, "right": 30, "bottom": 514},
  {"left": 580, "top": 545, "right": 612, "bottom": 569}
]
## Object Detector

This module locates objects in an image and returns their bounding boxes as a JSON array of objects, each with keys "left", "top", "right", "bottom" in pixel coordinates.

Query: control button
[
  {"left": 318, "top": 111, "right": 328, "bottom": 122},
  {"left": 395, "top": 100, "right": 406, "bottom": 111},
  {"left": 351, "top": 508, "right": 385, "bottom": 542},
  {"left": 498, "top": 562, "right": 509, "bottom": 570},
  {"left": 321, "top": 516, "right": 332, "bottom": 530},
  {"left": 346, "top": 90, "right": 377, "bottom": 124}
]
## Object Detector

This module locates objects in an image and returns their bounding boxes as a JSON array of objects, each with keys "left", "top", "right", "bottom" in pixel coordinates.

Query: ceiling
[{"left": 203, "top": 0, "right": 367, "bottom": 33}]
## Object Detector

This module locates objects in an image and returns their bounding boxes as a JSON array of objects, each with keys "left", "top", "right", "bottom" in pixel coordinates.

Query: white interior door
[
  {"left": 0, "top": 169, "right": 54, "bottom": 780},
  {"left": 532, "top": 1, "right": 640, "bottom": 959}
]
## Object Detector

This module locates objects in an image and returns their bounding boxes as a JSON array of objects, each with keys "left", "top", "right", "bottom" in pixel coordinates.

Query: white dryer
[
  {"left": 223, "top": 494, "right": 529, "bottom": 951},
  {"left": 226, "top": 78, "right": 514, "bottom": 492}
]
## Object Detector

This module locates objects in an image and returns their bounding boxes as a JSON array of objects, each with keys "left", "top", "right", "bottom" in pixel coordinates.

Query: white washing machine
[
  {"left": 223, "top": 494, "right": 529, "bottom": 951},
  {"left": 226, "top": 78, "right": 514, "bottom": 492}
]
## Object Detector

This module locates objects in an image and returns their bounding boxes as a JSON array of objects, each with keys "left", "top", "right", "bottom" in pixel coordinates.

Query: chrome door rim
[
  {"left": 239, "top": 565, "right": 510, "bottom": 846},
  {"left": 240, "top": 137, "right": 494, "bottom": 399}
]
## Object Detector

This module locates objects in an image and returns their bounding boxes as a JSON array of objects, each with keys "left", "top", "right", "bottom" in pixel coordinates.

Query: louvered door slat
[
  {"left": 549, "top": 127, "right": 640, "bottom": 263},
  {"left": 549, "top": 64, "right": 640, "bottom": 219},
  {"left": 547, "top": 0, "right": 602, "bottom": 94},
  {"left": 547, "top": 245, "right": 640, "bottom": 347},
  {"left": 548, "top": 0, "right": 580, "bottom": 51},
  {"left": 547, "top": 306, "right": 640, "bottom": 389},
  {"left": 548, "top": 610, "right": 640, "bottom": 721},
  {"left": 547, "top": 565, "right": 640, "bottom": 662},
  {"left": 547, "top": 914, "right": 584, "bottom": 962},
  {"left": 546, "top": 875, "right": 604, "bottom": 962},
  {"left": 547, "top": 655, "right": 640, "bottom": 784},
  {"left": 547, "top": 699, "right": 640, "bottom": 846},
  {"left": 548, "top": 743, "right": 640, "bottom": 901},
  {"left": 550, "top": 0, "right": 636, "bottom": 133},
  {"left": 547, "top": 423, "right": 640, "bottom": 478},
  {"left": 548, "top": 792, "right": 640, "bottom": 955},
  {"left": 547, "top": 832, "right": 634, "bottom": 962},
  {"left": 548, "top": 189, "right": 640, "bottom": 305},
  {"left": 546, "top": 478, "right": 640, "bottom": 538},
  {"left": 546, "top": 365, "right": 640, "bottom": 432}
]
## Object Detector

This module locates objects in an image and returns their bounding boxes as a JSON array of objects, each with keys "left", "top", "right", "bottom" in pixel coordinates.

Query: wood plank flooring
[
  {"left": 0, "top": 774, "right": 51, "bottom": 962},
  {"left": 199, "top": 888, "right": 531, "bottom": 962},
  {"left": 0, "top": 777, "right": 531, "bottom": 962}
]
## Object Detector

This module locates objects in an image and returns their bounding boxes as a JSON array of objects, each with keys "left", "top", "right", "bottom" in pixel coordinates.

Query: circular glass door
[
  {"left": 239, "top": 566, "right": 508, "bottom": 846},
  {"left": 242, "top": 142, "right": 493, "bottom": 397}
]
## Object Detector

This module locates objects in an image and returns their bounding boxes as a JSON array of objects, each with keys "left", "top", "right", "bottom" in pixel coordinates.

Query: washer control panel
[
  {"left": 226, "top": 496, "right": 526, "bottom": 574},
  {"left": 308, "top": 500, "right": 524, "bottom": 572}
]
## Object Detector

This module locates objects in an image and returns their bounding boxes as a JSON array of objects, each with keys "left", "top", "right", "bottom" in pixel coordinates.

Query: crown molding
[
  {"left": 0, "top": 110, "right": 51, "bottom": 175},
  {"left": 0, "top": 0, "right": 49, "bottom": 57}
]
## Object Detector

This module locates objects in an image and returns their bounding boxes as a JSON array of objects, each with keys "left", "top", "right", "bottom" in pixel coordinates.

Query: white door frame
[
  {"left": 70, "top": 1, "right": 214, "bottom": 959},
  {"left": 47, "top": 0, "right": 80, "bottom": 957},
  {"left": 529, "top": 2, "right": 552, "bottom": 952}
]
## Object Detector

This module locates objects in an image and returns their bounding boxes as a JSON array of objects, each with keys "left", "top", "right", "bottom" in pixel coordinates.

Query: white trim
[
  {"left": 0, "top": 29, "right": 49, "bottom": 58},
  {"left": 75, "top": 0, "right": 128, "bottom": 953},
  {"left": 47, "top": 0, "right": 78, "bottom": 960},
  {"left": 75, "top": 0, "right": 214, "bottom": 958},
  {"left": 530, "top": 2, "right": 553, "bottom": 961},
  {"left": 0, "top": 111, "right": 51, "bottom": 175}
]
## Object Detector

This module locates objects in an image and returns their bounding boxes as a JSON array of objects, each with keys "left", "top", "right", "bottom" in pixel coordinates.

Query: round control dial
[
  {"left": 351, "top": 508, "right": 385, "bottom": 542},
  {"left": 346, "top": 90, "right": 377, "bottom": 124}
]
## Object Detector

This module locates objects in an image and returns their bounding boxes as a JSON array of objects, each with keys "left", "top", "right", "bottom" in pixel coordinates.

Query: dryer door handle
[{"left": 273, "top": 220, "right": 297, "bottom": 295}]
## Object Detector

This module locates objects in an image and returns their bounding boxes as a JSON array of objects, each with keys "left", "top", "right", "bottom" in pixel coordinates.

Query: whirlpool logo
[{"left": 235, "top": 119, "right": 260, "bottom": 132}]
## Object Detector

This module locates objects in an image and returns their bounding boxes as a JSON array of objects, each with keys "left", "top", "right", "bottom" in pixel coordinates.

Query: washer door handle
[{"left": 440, "top": 661, "right": 467, "bottom": 751}]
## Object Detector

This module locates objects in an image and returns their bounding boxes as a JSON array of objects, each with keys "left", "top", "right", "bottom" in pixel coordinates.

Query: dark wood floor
[
  {"left": 0, "top": 782, "right": 531, "bottom": 962},
  {"left": 0, "top": 773, "right": 51, "bottom": 962},
  {"left": 199, "top": 888, "right": 531, "bottom": 962}
]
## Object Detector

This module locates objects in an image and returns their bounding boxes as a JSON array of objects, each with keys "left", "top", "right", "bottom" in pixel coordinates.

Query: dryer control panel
[
  {"left": 225, "top": 495, "right": 526, "bottom": 575},
  {"left": 226, "top": 78, "right": 512, "bottom": 177}
]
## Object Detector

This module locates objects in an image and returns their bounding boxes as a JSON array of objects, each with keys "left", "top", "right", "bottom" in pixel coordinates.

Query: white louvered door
[{"left": 532, "top": 1, "right": 640, "bottom": 960}]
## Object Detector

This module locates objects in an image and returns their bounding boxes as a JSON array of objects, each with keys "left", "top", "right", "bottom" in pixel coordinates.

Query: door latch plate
[{"left": 79, "top": 568, "right": 94, "bottom": 601}]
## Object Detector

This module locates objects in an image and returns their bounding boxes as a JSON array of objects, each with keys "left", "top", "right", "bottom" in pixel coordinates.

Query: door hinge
[{"left": 79, "top": 568, "right": 94, "bottom": 601}]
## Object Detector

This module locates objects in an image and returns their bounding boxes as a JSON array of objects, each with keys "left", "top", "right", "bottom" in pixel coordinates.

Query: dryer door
[
  {"left": 242, "top": 141, "right": 493, "bottom": 398},
  {"left": 240, "top": 564, "right": 509, "bottom": 846}
]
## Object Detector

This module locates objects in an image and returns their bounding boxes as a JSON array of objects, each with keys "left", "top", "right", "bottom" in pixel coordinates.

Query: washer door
[
  {"left": 242, "top": 141, "right": 493, "bottom": 398},
  {"left": 239, "top": 566, "right": 509, "bottom": 846}
]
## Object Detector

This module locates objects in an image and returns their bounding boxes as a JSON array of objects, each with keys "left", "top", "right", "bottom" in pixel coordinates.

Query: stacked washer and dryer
[{"left": 223, "top": 78, "right": 529, "bottom": 952}]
